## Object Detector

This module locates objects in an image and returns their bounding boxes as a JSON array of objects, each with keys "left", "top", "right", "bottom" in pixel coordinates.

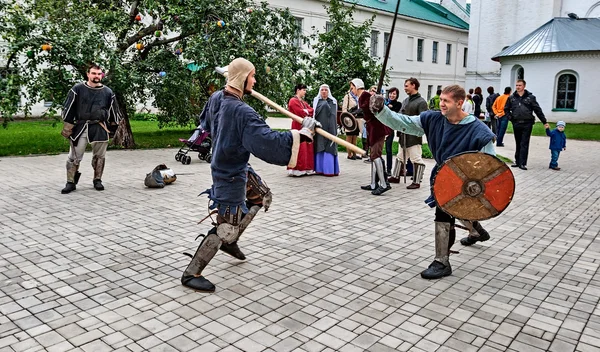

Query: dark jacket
[
  {"left": 504, "top": 90, "right": 547, "bottom": 124},
  {"left": 546, "top": 128, "right": 566, "bottom": 151},
  {"left": 399, "top": 93, "right": 428, "bottom": 147},
  {"left": 473, "top": 93, "right": 483, "bottom": 117},
  {"left": 486, "top": 93, "right": 500, "bottom": 117}
]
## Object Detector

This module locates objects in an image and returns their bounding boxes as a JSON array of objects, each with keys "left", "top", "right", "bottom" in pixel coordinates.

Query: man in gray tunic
[{"left": 60, "top": 64, "right": 121, "bottom": 193}]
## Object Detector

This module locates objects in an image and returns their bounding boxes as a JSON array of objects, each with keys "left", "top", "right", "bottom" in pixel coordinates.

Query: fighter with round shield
[
  {"left": 181, "top": 58, "right": 320, "bottom": 292},
  {"left": 369, "top": 85, "right": 515, "bottom": 279}
]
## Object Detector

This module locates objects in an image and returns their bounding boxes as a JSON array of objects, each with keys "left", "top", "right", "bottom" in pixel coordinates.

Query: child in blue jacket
[{"left": 546, "top": 121, "right": 566, "bottom": 170}]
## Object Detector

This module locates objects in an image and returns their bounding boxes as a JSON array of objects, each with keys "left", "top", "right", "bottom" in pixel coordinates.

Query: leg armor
[
  {"left": 92, "top": 156, "right": 105, "bottom": 191},
  {"left": 372, "top": 157, "right": 391, "bottom": 195},
  {"left": 459, "top": 220, "right": 490, "bottom": 246},
  {"left": 246, "top": 167, "right": 272, "bottom": 211},
  {"left": 181, "top": 228, "right": 221, "bottom": 292},
  {"left": 421, "top": 222, "right": 453, "bottom": 279},
  {"left": 361, "top": 162, "right": 377, "bottom": 190},
  {"left": 62, "top": 161, "right": 80, "bottom": 194},
  {"left": 407, "top": 163, "right": 426, "bottom": 189},
  {"left": 389, "top": 157, "right": 404, "bottom": 183}
]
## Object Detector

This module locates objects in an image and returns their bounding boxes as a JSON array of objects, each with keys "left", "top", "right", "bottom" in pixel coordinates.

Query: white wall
[
  {"left": 466, "top": 0, "right": 600, "bottom": 93},
  {"left": 500, "top": 53, "right": 600, "bottom": 123},
  {"left": 269, "top": 0, "right": 469, "bottom": 102}
]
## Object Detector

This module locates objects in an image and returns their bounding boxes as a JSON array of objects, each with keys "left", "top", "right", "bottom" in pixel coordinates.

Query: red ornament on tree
[{"left": 135, "top": 14, "right": 142, "bottom": 21}]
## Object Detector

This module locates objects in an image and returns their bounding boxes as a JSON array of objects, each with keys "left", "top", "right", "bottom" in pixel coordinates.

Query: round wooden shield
[
  {"left": 433, "top": 152, "right": 515, "bottom": 221},
  {"left": 340, "top": 111, "right": 358, "bottom": 133}
]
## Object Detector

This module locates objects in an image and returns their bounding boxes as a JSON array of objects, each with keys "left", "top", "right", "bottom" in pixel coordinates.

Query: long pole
[
  {"left": 250, "top": 90, "right": 366, "bottom": 155},
  {"left": 376, "top": 0, "right": 401, "bottom": 93}
]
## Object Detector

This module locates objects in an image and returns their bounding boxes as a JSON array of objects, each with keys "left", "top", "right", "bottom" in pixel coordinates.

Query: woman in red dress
[{"left": 287, "top": 84, "right": 315, "bottom": 176}]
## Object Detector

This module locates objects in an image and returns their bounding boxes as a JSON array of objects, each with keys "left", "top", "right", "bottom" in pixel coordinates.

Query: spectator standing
[
  {"left": 504, "top": 79, "right": 549, "bottom": 170},
  {"left": 486, "top": 86, "right": 500, "bottom": 134},
  {"left": 472, "top": 87, "right": 484, "bottom": 121},
  {"left": 287, "top": 84, "right": 315, "bottom": 176},
  {"left": 384, "top": 87, "right": 402, "bottom": 175},
  {"left": 312, "top": 84, "right": 340, "bottom": 176},
  {"left": 341, "top": 85, "right": 361, "bottom": 160},
  {"left": 492, "top": 87, "right": 512, "bottom": 146},
  {"left": 462, "top": 94, "right": 474, "bottom": 114},
  {"left": 429, "top": 89, "right": 442, "bottom": 111}
]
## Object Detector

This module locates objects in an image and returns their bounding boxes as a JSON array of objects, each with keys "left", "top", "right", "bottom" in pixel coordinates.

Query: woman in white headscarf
[{"left": 312, "top": 84, "right": 340, "bottom": 176}]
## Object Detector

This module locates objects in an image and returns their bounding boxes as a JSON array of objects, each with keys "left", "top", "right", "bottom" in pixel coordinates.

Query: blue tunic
[
  {"left": 375, "top": 107, "right": 496, "bottom": 207},
  {"left": 200, "top": 90, "right": 295, "bottom": 210}
]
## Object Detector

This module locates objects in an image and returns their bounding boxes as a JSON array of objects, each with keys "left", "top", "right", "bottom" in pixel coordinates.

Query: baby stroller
[{"left": 175, "top": 125, "right": 212, "bottom": 165}]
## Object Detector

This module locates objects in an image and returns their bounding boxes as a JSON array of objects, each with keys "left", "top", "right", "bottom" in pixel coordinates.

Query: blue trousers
[
  {"left": 496, "top": 116, "right": 509, "bottom": 145},
  {"left": 550, "top": 150, "right": 561, "bottom": 168}
]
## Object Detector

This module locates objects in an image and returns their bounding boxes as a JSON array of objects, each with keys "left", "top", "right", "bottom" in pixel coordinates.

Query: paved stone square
[{"left": 1, "top": 125, "right": 599, "bottom": 352}]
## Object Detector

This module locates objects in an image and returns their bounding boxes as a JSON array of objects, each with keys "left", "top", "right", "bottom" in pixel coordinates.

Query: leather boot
[
  {"left": 61, "top": 182, "right": 76, "bottom": 194},
  {"left": 181, "top": 228, "right": 221, "bottom": 292},
  {"left": 421, "top": 222, "right": 452, "bottom": 279},
  {"left": 93, "top": 179, "right": 104, "bottom": 191},
  {"left": 220, "top": 241, "right": 246, "bottom": 260},
  {"left": 62, "top": 160, "right": 79, "bottom": 193},
  {"left": 459, "top": 220, "right": 490, "bottom": 246}
]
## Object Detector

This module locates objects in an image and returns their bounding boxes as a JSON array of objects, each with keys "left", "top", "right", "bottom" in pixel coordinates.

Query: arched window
[
  {"left": 555, "top": 73, "right": 577, "bottom": 109},
  {"left": 517, "top": 67, "right": 524, "bottom": 80},
  {"left": 511, "top": 65, "right": 524, "bottom": 85}
]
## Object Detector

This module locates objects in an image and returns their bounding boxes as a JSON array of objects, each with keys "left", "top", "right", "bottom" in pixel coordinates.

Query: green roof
[{"left": 344, "top": 0, "right": 469, "bottom": 30}]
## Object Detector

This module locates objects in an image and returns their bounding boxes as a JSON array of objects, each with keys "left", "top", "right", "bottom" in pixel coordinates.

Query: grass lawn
[
  {"left": 0, "top": 120, "right": 193, "bottom": 157},
  {"left": 507, "top": 121, "right": 599, "bottom": 141},
  {"left": 1, "top": 119, "right": 596, "bottom": 159}
]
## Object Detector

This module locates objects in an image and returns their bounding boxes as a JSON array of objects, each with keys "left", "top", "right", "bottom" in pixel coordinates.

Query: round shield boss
[
  {"left": 433, "top": 152, "right": 515, "bottom": 221},
  {"left": 340, "top": 112, "right": 358, "bottom": 133}
]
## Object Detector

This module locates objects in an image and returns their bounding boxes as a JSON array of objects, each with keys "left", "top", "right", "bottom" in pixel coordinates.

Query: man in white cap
[{"left": 181, "top": 57, "right": 320, "bottom": 292}]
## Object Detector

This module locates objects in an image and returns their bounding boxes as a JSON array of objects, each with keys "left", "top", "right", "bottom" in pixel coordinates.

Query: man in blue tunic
[
  {"left": 181, "top": 58, "right": 319, "bottom": 292},
  {"left": 369, "top": 85, "right": 496, "bottom": 279}
]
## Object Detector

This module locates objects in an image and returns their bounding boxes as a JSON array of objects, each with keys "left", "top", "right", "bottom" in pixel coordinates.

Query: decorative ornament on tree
[
  {"left": 41, "top": 44, "right": 52, "bottom": 51},
  {"left": 135, "top": 14, "right": 142, "bottom": 21},
  {"left": 217, "top": 20, "right": 226, "bottom": 28},
  {"left": 246, "top": 8, "right": 253, "bottom": 14},
  {"left": 175, "top": 48, "right": 183, "bottom": 55},
  {"left": 101, "top": 72, "right": 106, "bottom": 79},
  {"left": 159, "top": 71, "right": 167, "bottom": 77},
  {"left": 155, "top": 30, "right": 162, "bottom": 37},
  {"left": 136, "top": 43, "right": 144, "bottom": 50},
  {"left": 26, "top": 50, "right": 34, "bottom": 59}
]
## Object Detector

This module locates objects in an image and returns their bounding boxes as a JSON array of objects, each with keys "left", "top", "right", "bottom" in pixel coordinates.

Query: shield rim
[
  {"left": 433, "top": 151, "right": 515, "bottom": 221},
  {"left": 339, "top": 111, "right": 358, "bottom": 132}
]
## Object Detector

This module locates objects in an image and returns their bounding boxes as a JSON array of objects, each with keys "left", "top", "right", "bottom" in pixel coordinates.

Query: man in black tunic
[{"left": 60, "top": 64, "right": 121, "bottom": 193}]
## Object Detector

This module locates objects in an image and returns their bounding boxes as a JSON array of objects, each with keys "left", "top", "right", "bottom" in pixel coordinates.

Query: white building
[
  {"left": 268, "top": 0, "right": 470, "bottom": 102},
  {"left": 466, "top": 0, "right": 600, "bottom": 122}
]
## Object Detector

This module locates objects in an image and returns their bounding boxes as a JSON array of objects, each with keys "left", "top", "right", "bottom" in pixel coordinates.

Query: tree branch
[
  {"left": 138, "top": 30, "right": 200, "bottom": 60},
  {"left": 117, "top": 0, "right": 140, "bottom": 44}
]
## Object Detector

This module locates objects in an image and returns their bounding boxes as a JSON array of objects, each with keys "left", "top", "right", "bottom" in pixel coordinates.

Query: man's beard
[{"left": 92, "top": 78, "right": 101, "bottom": 83}]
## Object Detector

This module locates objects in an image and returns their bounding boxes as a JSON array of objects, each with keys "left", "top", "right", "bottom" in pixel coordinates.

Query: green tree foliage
[
  {"left": 307, "top": 0, "right": 387, "bottom": 101},
  {"left": 0, "top": 0, "right": 308, "bottom": 147}
]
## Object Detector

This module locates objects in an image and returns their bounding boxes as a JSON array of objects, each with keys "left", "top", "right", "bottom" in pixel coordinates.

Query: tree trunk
[{"left": 112, "top": 95, "right": 136, "bottom": 148}]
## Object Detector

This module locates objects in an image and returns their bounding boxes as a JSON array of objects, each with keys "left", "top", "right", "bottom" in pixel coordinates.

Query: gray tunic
[{"left": 313, "top": 98, "right": 338, "bottom": 155}]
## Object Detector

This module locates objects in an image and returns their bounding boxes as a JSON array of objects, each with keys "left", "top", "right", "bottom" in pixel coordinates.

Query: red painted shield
[{"left": 433, "top": 152, "right": 515, "bottom": 221}]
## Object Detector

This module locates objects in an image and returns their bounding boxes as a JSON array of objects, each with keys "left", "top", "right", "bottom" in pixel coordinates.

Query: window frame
[
  {"left": 554, "top": 71, "right": 578, "bottom": 111},
  {"left": 432, "top": 41, "right": 438, "bottom": 64},
  {"left": 417, "top": 38, "right": 424, "bottom": 62},
  {"left": 371, "top": 30, "right": 379, "bottom": 57},
  {"left": 446, "top": 43, "right": 452, "bottom": 65}
]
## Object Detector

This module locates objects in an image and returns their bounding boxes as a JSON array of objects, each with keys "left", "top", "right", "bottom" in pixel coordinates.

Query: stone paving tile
[{"left": 1, "top": 134, "right": 600, "bottom": 351}]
